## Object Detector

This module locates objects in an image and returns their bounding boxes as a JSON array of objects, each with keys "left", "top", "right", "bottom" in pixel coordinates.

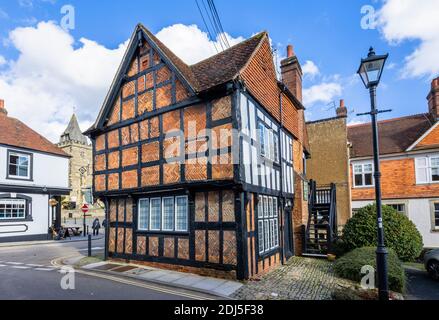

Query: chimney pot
[
  {"left": 287, "top": 45, "right": 294, "bottom": 58},
  {"left": 0, "top": 99, "right": 6, "bottom": 116},
  {"left": 336, "top": 99, "right": 348, "bottom": 118}
]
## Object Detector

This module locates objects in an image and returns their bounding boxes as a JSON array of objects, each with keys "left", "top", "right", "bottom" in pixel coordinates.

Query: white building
[{"left": 0, "top": 100, "right": 70, "bottom": 242}]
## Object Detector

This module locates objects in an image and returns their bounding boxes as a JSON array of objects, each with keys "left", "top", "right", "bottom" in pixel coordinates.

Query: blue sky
[{"left": 0, "top": 0, "right": 437, "bottom": 141}]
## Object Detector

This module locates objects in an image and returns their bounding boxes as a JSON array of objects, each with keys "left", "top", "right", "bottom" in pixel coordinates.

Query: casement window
[
  {"left": 175, "top": 196, "right": 188, "bottom": 232},
  {"left": 150, "top": 198, "right": 161, "bottom": 231},
  {"left": 432, "top": 203, "right": 439, "bottom": 230},
  {"left": 387, "top": 203, "right": 406, "bottom": 215},
  {"left": 0, "top": 199, "right": 27, "bottom": 220},
  {"left": 7, "top": 151, "right": 31, "bottom": 180},
  {"left": 257, "top": 195, "right": 280, "bottom": 254},
  {"left": 138, "top": 196, "right": 188, "bottom": 232},
  {"left": 162, "top": 197, "right": 174, "bottom": 231},
  {"left": 138, "top": 199, "right": 149, "bottom": 230},
  {"left": 258, "top": 121, "right": 279, "bottom": 163},
  {"left": 353, "top": 162, "right": 374, "bottom": 187},
  {"left": 415, "top": 156, "right": 439, "bottom": 184}
]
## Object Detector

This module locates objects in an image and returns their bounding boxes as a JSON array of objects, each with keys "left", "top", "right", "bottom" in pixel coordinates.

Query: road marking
[
  {"left": 51, "top": 256, "right": 214, "bottom": 300},
  {"left": 26, "top": 264, "right": 45, "bottom": 267},
  {"left": 11, "top": 266, "right": 30, "bottom": 270},
  {"left": 35, "top": 268, "right": 56, "bottom": 272},
  {"left": 6, "top": 262, "right": 24, "bottom": 265}
]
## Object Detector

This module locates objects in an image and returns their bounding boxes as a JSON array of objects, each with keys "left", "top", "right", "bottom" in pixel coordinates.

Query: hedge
[
  {"left": 342, "top": 204, "right": 423, "bottom": 262},
  {"left": 334, "top": 247, "right": 406, "bottom": 293}
]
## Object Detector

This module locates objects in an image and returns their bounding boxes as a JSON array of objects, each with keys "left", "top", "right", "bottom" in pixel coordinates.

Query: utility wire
[
  {"left": 195, "top": 0, "right": 219, "bottom": 53},
  {"left": 208, "top": 0, "right": 231, "bottom": 49},
  {"left": 201, "top": 0, "right": 226, "bottom": 51}
]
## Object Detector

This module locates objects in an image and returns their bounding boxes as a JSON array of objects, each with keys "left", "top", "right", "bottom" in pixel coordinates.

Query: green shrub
[
  {"left": 342, "top": 204, "right": 423, "bottom": 262},
  {"left": 334, "top": 247, "right": 406, "bottom": 293}
]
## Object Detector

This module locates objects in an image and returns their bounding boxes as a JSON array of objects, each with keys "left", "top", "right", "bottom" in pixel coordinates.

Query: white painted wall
[
  {"left": 352, "top": 199, "right": 439, "bottom": 249},
  {"left": 0, "top": 145, "right": 69, "bottom": 189},
  {"left": 407, "top": 199, "right": 439, "bottom": 249},
  {"left": 0, "top": 193, "right": 49, "bottom": 239}
]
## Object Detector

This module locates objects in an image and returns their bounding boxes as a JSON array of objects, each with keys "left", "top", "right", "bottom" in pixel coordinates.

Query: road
[
  {"left": 405, "top": 267, "right": 439, "bottom": 300},
  {"left": 0, "top": 237, "right": 215, "bottom": 300}
]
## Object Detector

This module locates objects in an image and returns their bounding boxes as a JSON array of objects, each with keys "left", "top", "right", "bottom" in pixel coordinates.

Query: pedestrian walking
[{"left": 92, "top": 217, "right": 101, "bottom": 236}]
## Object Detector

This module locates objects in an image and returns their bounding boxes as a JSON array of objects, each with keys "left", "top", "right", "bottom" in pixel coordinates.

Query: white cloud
[
  {"left": 347, "top": 119, "right": 368, "bottom": 127},
  {"left": 302, "top": 60, "right": 319, "bottom": 78},
  {"left": 155, "top": 24, "right": 244, "bottom": 65},
  {"left": 0, "top": 56, "right": 6, "bottom": 66},
  {"left": 0, "top": 22, "right": 248, "bottom": 142},
  {"left": 378, "top": 0, "right": 439, "bottom": 78},
  {"left": 0, "top": 21, "right": 128, "bottom": 142},
  {"left": 303, "top": 82, "right": 343, "bottom": 106}
]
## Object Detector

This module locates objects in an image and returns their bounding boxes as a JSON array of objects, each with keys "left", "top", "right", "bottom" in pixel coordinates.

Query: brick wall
[
  {"left": 351, "top": 157, "right": 439, "bottom": 200},
  {"left": 93, "top": 95, "right": 234, "bottom": 194},
  {"left": 107, "top": 189, "right": 240, "bottom": 279},
  {"left": 240, "top": 37, "right": 300, "bottom": 140}
]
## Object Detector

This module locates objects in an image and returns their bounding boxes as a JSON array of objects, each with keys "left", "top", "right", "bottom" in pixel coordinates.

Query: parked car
[{"left": 425, "top": 249, "right": 439, "bottom": 280}]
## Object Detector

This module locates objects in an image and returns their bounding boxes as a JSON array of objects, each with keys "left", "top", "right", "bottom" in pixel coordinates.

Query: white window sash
[
  {"left": 258, "top": 220, "right": 264, "bottom": 254},
  {"left": 175, "top": 196, "right": 188, "bottom": 232},
  {"left": 149, "top": 198, "right": 161, "bottom": 231},
  {"left": 416, "top": 157, "right": 429, "bottom": 184},
  {"left": 162, "top": 197, "right": 175, "bottom": 231},
  {"left": 0, "top": 199, "right": 26, "bottom": 220},
  {"left": 8, "top": 153, "right": 31, "bottom": 179},
  {"left": 138, "top": 199, "right": 150, "bottom": 231}
]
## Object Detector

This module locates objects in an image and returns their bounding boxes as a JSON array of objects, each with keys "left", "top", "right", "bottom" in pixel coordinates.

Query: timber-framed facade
[{"left": 85, "top": 24, "right": 309, "bottom": 280}]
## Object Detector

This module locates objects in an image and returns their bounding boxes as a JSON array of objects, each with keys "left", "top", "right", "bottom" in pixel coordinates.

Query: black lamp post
[{"left": 357, "top": 47, "right": 390, "bottom": 301}]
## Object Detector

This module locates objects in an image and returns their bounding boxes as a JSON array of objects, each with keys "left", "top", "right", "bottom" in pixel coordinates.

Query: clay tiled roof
[
  {"left": 0, "top": 113, "right": 69, "bottom": 157},
  {"left": 190, "top": 32, "right": 266, "bottom": 92},
  {"left": 141, "top": 25, "right": 266, "bottom": 93},
  {"left": 348, "top": 113, "right": 433, "bottom": 158}
]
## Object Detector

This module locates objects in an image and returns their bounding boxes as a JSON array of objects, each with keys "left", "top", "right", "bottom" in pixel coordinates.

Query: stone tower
[{"left": 57, "top": 114, "right": 93, "bottom": 209}]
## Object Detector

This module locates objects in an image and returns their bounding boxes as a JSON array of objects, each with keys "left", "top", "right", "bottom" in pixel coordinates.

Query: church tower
[{"left": 57, "top": 114, "right": 93, "bottom": 209}]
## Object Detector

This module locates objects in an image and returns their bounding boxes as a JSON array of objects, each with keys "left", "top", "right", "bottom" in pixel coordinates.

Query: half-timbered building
[{"left": 85, "top": 24, "right": 309, "bottom": 280}]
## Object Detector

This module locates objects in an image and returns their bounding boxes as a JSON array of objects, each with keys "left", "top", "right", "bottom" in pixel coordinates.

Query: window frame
[
  {"left": 138, "top": 195, "right": 189, "bottom": 234},
  {"left": 415, "top": 155, "right": 439, "bottom": 185},
  {"left": 431, "top": 201, "right": 439, "bottom": 231},
  {"left": 258, "top": 120, "right": 280, "bottom": 164},
  {"left": 6, "top": 150, "right": 33, "bottom": 181},
  {"left": 175, "top": 196, "right": 189, "bottom": 232},
  {"left": 353, "top": 162, "right": 374, "bottom": 188},
  {"left": 0, "top": 194, "right": 32, "bottom": 222},
  {"left": 257, "top": 195, "right": 280, "bottom": 256}
]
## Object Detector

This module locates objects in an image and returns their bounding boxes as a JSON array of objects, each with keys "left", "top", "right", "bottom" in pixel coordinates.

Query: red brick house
[
  {"left": 85, "top": 24, "right": 309, "bottom": 280},
  {"left": 349, "top": 77, "right": 439, "bottom": 248}
]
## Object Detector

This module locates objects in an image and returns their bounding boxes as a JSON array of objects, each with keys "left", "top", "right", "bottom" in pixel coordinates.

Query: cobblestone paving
[{"left": 232, "top": 257, "right": 355, "bottom": 300}]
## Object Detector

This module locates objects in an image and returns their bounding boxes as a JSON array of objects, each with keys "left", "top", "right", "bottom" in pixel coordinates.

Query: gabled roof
[
  {"left": 0, "top": 113, "right": 69, "bottom": 157},
  {"left": 348, "top": 113, "right": 434, "bottom": 158},
  {"left": 60, "top": 114, "right": 88, "bottom": 145},
  {"left": 86, "top": 24, "right": 267, "bottom": 134}
]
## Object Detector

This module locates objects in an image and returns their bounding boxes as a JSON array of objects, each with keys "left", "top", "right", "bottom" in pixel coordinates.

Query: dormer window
[{"left": 7, "top": 151, "right": 32, "bottom": 180}]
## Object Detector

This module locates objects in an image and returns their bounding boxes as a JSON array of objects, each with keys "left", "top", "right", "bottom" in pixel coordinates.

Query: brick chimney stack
[
  {"left": 336, "top": 99, "right": 348, "bottom": 118},
  {"left": 0, "top": 99, "right": 7, "bottom": 116},
  {"left": 428, "top": 77, "right": 439, "bottom": 121},
  {"left": 280, "top": 45, "right": 303, "bottom": 102}
]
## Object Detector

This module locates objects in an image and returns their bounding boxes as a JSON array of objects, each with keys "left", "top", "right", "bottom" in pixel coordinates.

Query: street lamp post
[{"left": 357, "top": 47, "right": 390, "bottom": 301}]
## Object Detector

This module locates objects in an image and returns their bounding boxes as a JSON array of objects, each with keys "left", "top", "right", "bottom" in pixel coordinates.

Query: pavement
[
  {"left": 74, "top": 259, "right": 242, "bottom": 299},
  {"left": 0, "top": 234, "right": 104, "bottom": 248},
  {"left": 232, "top": 257, "right": 354, "bottom": 300},
  {"left": 405, "top": 266, "right": 439, "bottom": 300},
  {"left": 0, "top": 236, "right": 218, "bottom": 300}
]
